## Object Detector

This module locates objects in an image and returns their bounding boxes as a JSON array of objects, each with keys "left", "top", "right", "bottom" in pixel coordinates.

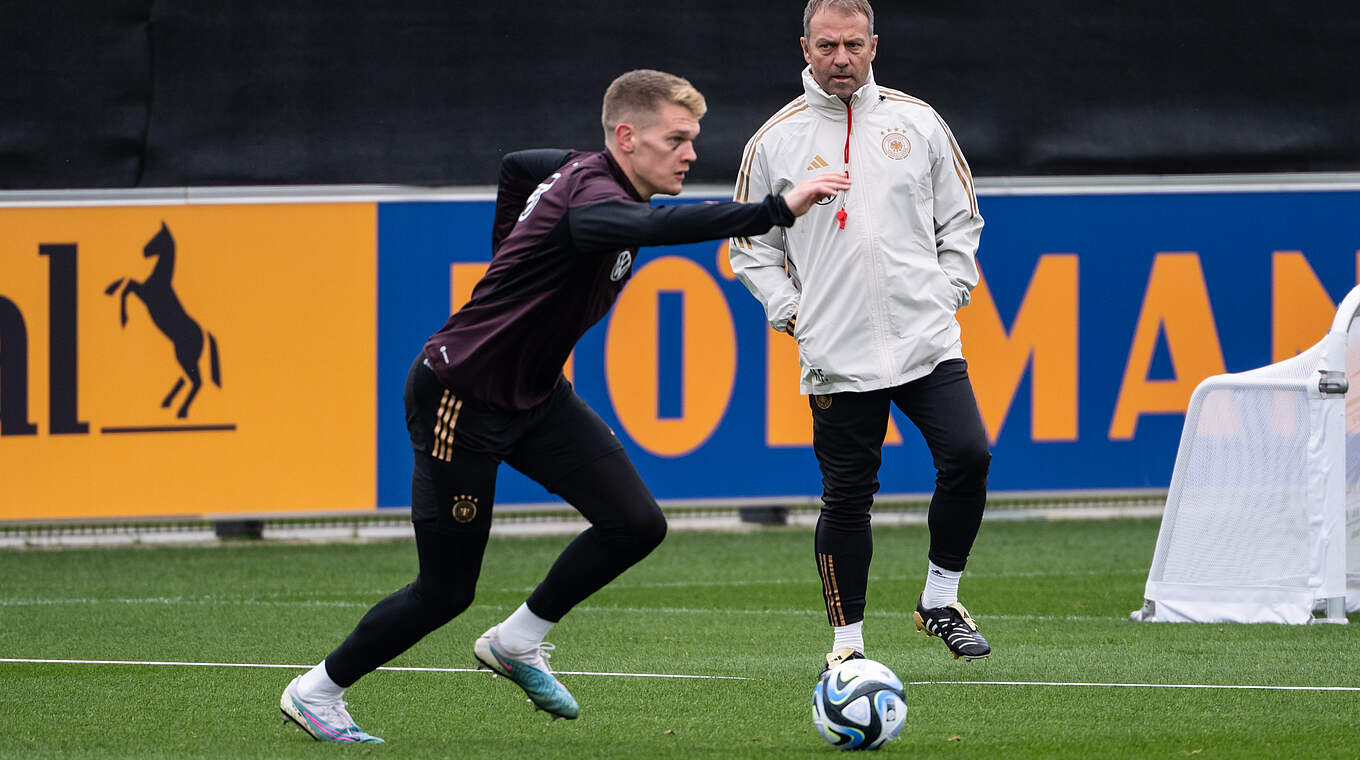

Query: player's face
[
  {"left": 801, "top": 7, "right": 877, "bottom": 101},
  {"left": 628, "top": 102, "right": 700, "bottom": 198}
]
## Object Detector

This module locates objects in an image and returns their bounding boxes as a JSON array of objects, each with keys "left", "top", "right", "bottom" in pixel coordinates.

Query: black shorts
[{"left": 402, "top": 355, "right": 624, "bottom": 523}]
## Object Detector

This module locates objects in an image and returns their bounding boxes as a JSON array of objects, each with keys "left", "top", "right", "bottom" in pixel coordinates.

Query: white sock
[
  {"left": 496, "top": 602, "right": 555, "bottom": 654},
  {"left": 921, "top": 561, "right": 962, "bottom": 609},
  {"left": 296, "top": 660, "right": 345, "bottom": 703},
  {"left": 831, "top": 620, "right": 864, "bottom": 655}
]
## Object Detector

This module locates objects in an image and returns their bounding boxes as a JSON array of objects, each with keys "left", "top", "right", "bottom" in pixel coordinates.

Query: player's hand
[
  {"left": 783, "top": 312, "right": 798, "bottom": 337},
  {"left": 783, "top": 172, "right": 851, "bottom": 216}
]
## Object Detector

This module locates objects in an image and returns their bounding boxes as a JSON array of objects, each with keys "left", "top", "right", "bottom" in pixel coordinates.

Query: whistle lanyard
[{"left": 836, "top": 102, "right": 851, "bottom": 230}]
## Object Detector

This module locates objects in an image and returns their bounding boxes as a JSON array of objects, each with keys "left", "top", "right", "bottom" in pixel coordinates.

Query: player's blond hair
[
  {"left": 601, "top": 69, "right": 707, "bottom": 144},
  {"left": 803, "top": 0, "right": 874, "bottom": 39}
]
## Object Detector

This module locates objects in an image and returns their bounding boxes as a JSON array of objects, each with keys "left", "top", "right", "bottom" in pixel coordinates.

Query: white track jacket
[{"left": 731, "top": 66, "right": 983, "bottom": 395}]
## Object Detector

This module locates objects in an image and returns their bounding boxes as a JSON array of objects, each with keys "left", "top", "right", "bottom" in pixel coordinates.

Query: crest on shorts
[
  {"left": 452, "top": 495, "right": 478, "bottom": 523},
  {"left": 881, "top": 130, "right": 911, "bottom": 160},
  {"left": 814, "top": 394, "right": 833, "bottom": 410}
]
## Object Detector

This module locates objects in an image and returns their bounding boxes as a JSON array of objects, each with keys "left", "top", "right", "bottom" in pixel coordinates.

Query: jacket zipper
[
  {"left": 845, "top": 96, "right": 894, "bottom": 383},
  {"left": 835, "top": 102, "right": 851, "bottom": 229}
]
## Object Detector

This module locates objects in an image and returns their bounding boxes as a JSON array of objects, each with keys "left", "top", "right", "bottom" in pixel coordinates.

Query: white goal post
[{"left": 1134, "top": 284, "right": 1360, "bottom": 624}]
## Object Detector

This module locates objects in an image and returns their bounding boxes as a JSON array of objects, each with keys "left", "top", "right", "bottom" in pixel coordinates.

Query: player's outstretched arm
[
  {"left": 783, "top": 172, "right": 852, "bottom": 216},
  {"left": 568, "top": 175, "right": 848, "bottom": 252}
]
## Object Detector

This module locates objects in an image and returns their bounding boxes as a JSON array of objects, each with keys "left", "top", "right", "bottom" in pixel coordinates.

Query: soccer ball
[{"left": 812, "top": 658, "right": 907, "bottom": 750}]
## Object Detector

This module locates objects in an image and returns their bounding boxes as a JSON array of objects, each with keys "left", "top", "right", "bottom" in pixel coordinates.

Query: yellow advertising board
[{"left": 0, "top": 204, "right": 376, "bottom": 519}]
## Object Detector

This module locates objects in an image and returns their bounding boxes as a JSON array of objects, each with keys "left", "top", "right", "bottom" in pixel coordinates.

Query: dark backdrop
[{"left": 3, "top": 0, "right": 1357, "bottom": 189}]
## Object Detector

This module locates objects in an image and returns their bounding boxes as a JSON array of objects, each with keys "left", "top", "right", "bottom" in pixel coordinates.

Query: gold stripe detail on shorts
[
  {"left": 440, "top": 398, "right": 462, "bottom": 461},
  {"left": 447, "top": 398, "right": 463, "bottom": 446},
  {"left": 432, "top": 390, "right": 462, "bottom": 462},
  {"left": 432, "top": 390, "right": 451, "bottom": 461},
  {"left": 818, "top": 552, "right": 845, "bottom": 626}
]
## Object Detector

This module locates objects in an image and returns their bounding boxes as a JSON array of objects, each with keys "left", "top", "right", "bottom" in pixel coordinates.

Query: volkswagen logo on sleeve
[{"left": 609, "top": 250, "right": 633, "bottom": 282}]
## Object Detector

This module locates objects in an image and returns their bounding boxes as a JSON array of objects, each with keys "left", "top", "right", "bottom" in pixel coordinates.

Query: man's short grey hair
[{"left": 802, "top": 0, "right": 874, "bottom": 40}]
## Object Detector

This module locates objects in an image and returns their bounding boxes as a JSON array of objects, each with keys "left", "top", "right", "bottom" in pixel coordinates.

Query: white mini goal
[{"left": 1133, "top": 284, "right": 1360, "bottom": 624}]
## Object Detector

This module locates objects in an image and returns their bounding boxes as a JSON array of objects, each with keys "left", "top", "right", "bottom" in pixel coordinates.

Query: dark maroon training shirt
[{"left": 423, "top": 148, "right": 794, "bottom": 410}]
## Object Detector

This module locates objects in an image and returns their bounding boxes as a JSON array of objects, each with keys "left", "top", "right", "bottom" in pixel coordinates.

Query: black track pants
[
  {"left": 323, "top": 357, "right": 666, "bottom": 687},
  {"left": 810, "top": 358, "right": 990, "bottom": 627}
]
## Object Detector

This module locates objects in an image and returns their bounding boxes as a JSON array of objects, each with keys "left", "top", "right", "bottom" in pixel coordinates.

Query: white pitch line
[
  {"left": 379, "top": 664, "right": 750, "bottom": 680},
  {"left": 909, "top": 680, "right": 1360, "bottom": 692},
  {"left": 0, "top": 658, "right": 750, "bottom": 681},
  {"left": 0, "top": 596, "right": 1127, "bottom": 622},
  {"left": 570, "top": 605, "right": 1121, "bottom": 623},
  {"left": 5, "top": 659, "right": 1348, "bottom": 691},
  {"left": 504, "top": 567, "right": 1150, "bottom": 594}
]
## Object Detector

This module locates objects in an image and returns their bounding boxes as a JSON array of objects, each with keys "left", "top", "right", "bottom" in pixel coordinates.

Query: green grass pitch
[{"left": 1, "top": 517, "right": 1355, "bottom": 758}]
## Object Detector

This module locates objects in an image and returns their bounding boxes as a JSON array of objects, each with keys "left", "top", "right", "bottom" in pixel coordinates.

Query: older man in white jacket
[{"left": 731, "top": 0, "right": 992, "bottom": 671}]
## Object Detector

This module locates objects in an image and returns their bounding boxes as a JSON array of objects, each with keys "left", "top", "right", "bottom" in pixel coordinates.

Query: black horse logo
[{"left": 105, "top": 222, "right": 222, "bottom": 419}]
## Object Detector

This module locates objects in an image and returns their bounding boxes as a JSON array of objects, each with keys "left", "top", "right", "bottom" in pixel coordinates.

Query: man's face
[
  {"left": 801, "top": 7, "right": 877, "bottom": 101},
  {"left": 624, "top": 102, "right": 700, "bottom": 198}
]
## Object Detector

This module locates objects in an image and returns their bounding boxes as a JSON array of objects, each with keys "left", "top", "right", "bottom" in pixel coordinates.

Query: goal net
[{"left": 1134, "top": 284, "right": 1360, "bottom": 624}]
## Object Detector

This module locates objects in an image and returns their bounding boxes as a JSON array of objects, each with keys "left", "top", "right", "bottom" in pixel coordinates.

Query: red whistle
[{"left": 835, "top": 208, "right": 847, "bottom": 229}]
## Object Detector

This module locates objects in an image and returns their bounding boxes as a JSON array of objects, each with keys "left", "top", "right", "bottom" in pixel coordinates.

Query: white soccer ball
[{"left": 812, "top": 658, "right": 908, "bottom": 750}]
